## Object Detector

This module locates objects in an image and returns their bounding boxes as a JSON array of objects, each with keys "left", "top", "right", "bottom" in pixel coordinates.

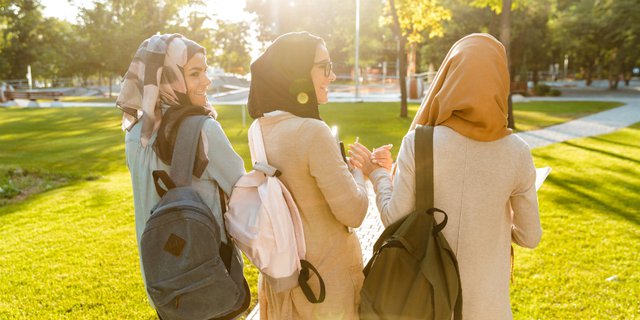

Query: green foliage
[
  {"left": 552, "top": 0, "right": 640, "bottom": 88},
  {"left": 208, "top": 20, "right": 252, "bottom": 74},
  {"left": 0, "top": 0, "right": 45, "bottom": 79},
  {"left": 533, "top": 83, "right": 551, "bottom": 96},
  {"left": 0, "top": 0, "right": 252, "bottom": 87},
  {"left": 245, "top": 0, "right": 392, "bottom": 69},
  {"left": 470, "top": 0, "right": 524, "bottom": 14},
  {"left": 549, "top": 88, "right": 561, "bottom": 96},
  {"left": 382, "top": 0, "right": 452, "bottom": 44}
]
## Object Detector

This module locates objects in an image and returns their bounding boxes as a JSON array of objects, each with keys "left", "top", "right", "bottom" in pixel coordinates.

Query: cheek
[{"left": 312, "top": 72, "right": 322, "bottom": 89}]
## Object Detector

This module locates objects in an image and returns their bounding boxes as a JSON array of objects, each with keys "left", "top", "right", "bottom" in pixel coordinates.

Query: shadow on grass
[
  {"left": 544, "top": 174, "right": 640, "bottom": 226},
  {"left": 561, "top": 141, "right": 640, "bottom": 165},
  {"left": 536, "top": 134, "right": 640, "bottom": 226},
  {"left": 589, "top": 136, "right": 640, "bottom": 150}
]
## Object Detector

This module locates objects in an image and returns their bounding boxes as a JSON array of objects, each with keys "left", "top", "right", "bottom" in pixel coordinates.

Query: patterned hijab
[
  {"left": 116, "top": 33, "right": 214, "bottom": 177},
  {"left": 410, "top": 33, "right": 512, "bottom": 141},
  {"left": 248, "top": 31, "right": 324, "bottom": 120}
]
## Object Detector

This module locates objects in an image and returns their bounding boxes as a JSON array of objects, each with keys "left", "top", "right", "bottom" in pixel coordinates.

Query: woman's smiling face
[
  {"left": 184, "top": 52, "right": 211, "bottom": 106},
  {"left": 310, "top": 44, "right": 336, "bottom": 104}
]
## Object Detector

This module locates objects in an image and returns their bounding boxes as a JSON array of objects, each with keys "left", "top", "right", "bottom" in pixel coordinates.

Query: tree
[
  {"left": 0, "top": 0, "right": 45, "bottom": 81},
  {"left": 209, "top": 20, "right": 252, "bottom": 74},
  {"left": 382, "top": 0, "right": 451, "bottom": 117},
  {"left": 75, "top": 0, "right": 203, "bottom": 95},
  {"left": 471, "top": 0, "right": 519, "bottom": 128},
  {"left": 552, "top": 0, "right": 640, "bottom": 89},
  {"left": 245, "top": 0, "right": 387, "bottom": 82}
]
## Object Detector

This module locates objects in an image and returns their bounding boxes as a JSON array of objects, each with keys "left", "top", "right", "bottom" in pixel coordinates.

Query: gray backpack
[{"left": 140, "top": 116, "right": 250, "bottom": 320}]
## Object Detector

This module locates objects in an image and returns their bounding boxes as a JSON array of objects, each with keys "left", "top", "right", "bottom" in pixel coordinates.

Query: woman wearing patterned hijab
[
  {"left": 117, "top": 34, "right": 246, "bottom": 310},
  {"left": 248, "top": 32, "right": 369, "bottom": 319},
  {"left": 350, "top": 34, "right": 542, "bottom": 319}
]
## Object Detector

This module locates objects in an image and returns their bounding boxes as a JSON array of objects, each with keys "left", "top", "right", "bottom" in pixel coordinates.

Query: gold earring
[{"left": 297, "top": 92, "right": 309, "bottom": 104}]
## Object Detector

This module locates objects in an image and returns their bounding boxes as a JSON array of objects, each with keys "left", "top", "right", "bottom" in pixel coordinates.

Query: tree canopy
[{"left": 0, "top": 0, "right": 637, "bottom": 92}]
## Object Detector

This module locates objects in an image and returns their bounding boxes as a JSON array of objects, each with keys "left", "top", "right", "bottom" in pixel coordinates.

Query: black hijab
[{"left": 248, "top": 32, "right": 325, "bottom": 120}]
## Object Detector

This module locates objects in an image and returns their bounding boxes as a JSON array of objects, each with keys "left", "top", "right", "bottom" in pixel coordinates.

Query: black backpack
[
  {"left": 360, "top": 125, "right": 463, "bottom": 320},
  {"left": 140, "top": 115, "right": 250, "bottom": 320}
]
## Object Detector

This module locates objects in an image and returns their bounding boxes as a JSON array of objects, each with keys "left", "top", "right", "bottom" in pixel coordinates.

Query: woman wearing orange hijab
[{"left": 349, "top": 33, "right": 542, "bottom": 319}]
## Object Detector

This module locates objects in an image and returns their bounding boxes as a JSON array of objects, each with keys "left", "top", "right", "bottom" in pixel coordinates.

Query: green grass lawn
[
  {"left": 60, "top": 96, "right": 118, "bottom": 103},
  {"left": 0, "top": 101, "right": 636, "bottom": 318},
  {"left": 511, "top": 123, "right": 640, "bottom": 318},
  {"left": 34, "top": 96, "right": 118, "bottom": 103}
]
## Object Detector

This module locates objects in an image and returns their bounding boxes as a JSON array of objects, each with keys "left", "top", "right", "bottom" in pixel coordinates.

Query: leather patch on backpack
[{"left": 164, "top": 233, "right": 186, "bottom": 257}]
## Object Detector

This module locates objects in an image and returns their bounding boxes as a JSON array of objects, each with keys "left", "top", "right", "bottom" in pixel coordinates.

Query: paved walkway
[{"left": 247, "top": 97, "right": 640, "bottom": 319}]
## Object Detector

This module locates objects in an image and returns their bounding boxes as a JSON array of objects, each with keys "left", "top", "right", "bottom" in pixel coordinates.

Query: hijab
[
  {"left": 116, "top": 33, "right": 213, "bottom": 177},
  {"left": 247, "top": 31, "right": 324, "bottom": 120},
  {"left": 410, "top": 33, "right": 512, "bottom": 141}
]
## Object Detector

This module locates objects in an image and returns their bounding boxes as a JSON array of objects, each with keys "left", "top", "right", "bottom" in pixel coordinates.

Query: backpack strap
[
  {"left": 416, "top": 126, "right": 463, "bottom": 319},
  {"left": 298, "top": 260, "right": 326, "bottom": 303},
  {"left": 151, "top": 116, "right": 209, "bottom": 196},
  {"left": 249, "top": 119, "right": 281, "bottom": 174},
  {"left": 249, "top": 119, "right": 268, "bottom": 163},
  {"left": 169, "top": 115, "right": 210, "bottom": 187},
  {"left": 415, "top": 125, "right": 434, "bottom": 211}
]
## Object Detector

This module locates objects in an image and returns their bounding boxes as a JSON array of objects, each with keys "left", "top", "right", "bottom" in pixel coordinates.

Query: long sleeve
[
  {"left": 203, "top": 119, "right": 245, "bottom": 195},
  {"left": 369, "top": 131, "right": 417, "bottom": 227},
  {"left": 305, "top": 121, "right": 368, "bottom": 228},
  {"left": 510, "top": 146, "right": 542, "bottom": 248}
]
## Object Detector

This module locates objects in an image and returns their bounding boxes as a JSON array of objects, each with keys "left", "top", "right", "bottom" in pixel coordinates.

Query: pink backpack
[{"left": 225, "top": 119, "right": 325, "bottom": 303}]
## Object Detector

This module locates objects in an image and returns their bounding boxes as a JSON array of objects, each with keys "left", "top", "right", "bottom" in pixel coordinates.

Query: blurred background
[{"left": 0, "top": 0, "right": 638, "bottom": 100}]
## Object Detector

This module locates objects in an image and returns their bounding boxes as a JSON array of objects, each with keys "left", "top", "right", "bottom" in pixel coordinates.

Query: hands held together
[{"left": 348, "top": 137, "right": 393, "bottom": 176}]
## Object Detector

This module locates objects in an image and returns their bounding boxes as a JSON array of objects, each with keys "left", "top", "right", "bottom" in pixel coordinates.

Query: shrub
[
  {"left": 534, "top": 84, "right": 551, "bottom": 96},
  {"left": 549, "top": 89, "right": 562, "bottom": 96}
]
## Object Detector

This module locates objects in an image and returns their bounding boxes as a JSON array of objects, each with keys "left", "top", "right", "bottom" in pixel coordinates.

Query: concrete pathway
[
  {"left": 518, "top": 98, "right": 640, "bottom": 148},
  {"left": 247, "top": 97, "right": 640, "bottom": 319}
]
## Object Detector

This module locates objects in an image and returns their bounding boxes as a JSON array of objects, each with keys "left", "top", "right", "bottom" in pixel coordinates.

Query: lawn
[
  {"left": 0, "top": 101, "right": 636, "bottom": 318},
  {"left": 511, "top": 123, "right": 640, "bottom": 318},
  {"left": 60, "top": 96, "right": 118, "bottom": 103}
]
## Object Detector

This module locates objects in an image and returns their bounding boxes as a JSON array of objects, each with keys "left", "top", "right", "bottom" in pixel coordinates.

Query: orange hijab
[{"left": 409, "top": 33, "right": 511, "bottom": 141}]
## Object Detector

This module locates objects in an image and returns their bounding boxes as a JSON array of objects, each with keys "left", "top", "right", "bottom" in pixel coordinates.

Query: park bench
[
  {"left": 510, "top": 81, "right": 528, "bottom": 95},
  {"left": 4, "top": 90, "right": 64, "bottom": 107}
]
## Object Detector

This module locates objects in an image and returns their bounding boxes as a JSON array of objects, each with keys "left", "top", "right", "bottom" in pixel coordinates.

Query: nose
[
  {"left": 204, "top": 75, "right": 212, "bottom": 88},
  {"left": 329, "top": 70, "right": 336, "bottom": 82}
]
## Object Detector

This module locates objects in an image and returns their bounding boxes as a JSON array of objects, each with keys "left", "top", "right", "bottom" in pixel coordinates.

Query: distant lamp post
[
  {"left": 354, "top": 0, "right": 360, "bottom": 100},
  {"left": 27, "top": 65, "right": 33, "bottom": 90}
]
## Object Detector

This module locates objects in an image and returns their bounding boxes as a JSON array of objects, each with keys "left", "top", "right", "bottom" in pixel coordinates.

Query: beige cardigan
[
  {"left": 369, "top": 126, "right": 542, "bottom": 320},
  {"left": 257, "top": 112, "right": 369, "bottom": 320}
]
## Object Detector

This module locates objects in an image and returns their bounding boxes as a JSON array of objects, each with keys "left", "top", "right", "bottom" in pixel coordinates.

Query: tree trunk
[
  {"left": 500, "top": 0, "right": 515, "bottom": 129},
  {"left": 608, "top": 74, "right": 619, "bottom": 90},
  {"left": 388, "top": 0, "right": 408, "bottom": 118},
  {"left": 532, "top": 68, "right": 539, "bottom": 87},
  {"left": 109, "top": 74, "right": 113, "bottom": 98},
  {"left": 585, "top": 68, "right": 593, "bottom": 86}
]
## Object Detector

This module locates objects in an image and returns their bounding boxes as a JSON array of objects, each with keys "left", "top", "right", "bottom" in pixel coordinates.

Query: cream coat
[
  {"left": 369, "top": 126, "right": 542, "bottom": 320},
  {"left": 257, "top": 112, "right": 369, "bottom": 320}
]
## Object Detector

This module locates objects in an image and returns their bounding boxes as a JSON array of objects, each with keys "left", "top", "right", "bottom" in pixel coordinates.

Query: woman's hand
[
  {"left": 348, "top": 142, "right": 381, "bottom": 176},
  {"left": 371, "top": 144, "right": 393, "bottom": 172}
]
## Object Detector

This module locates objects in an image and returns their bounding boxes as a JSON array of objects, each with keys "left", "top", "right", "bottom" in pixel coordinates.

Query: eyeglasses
[{"left": 314, "top": 61, "right": 333, "bottom": 78}]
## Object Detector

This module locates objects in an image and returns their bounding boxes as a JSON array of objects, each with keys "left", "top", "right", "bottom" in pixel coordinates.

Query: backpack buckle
[{"left": 254, "top": 162, "right": 282, "bottom": 177}]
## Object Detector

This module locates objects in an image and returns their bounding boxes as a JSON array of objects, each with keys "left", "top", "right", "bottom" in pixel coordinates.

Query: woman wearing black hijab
[{"left": 248, "top": 32, "right": 369, "bottom": 319}]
